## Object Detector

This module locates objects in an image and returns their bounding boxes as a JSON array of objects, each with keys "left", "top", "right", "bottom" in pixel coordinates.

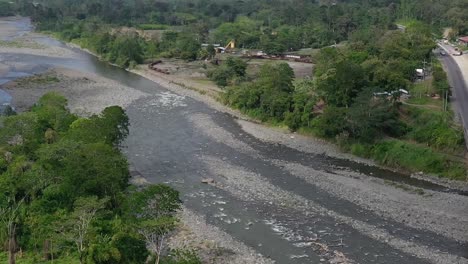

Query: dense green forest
[
  {"left": 223, "top": 31, "right": 465, "bottom": 179},
  {"left": 0, "top": 93, "right": 200, "bottom": 263},
  {"left": 0, "top": 0, "right": 467, "bottom": 263},
  {"left": 10, "top": 0, "right": 468, "bottom": 66},
  {"left": 6, "top": 0, "right": 466, "bottom": 178}
]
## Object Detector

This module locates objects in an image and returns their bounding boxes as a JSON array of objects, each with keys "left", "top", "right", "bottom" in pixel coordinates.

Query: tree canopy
[{"left": 0, "top": 93, "right": 196, "bottom": 263}]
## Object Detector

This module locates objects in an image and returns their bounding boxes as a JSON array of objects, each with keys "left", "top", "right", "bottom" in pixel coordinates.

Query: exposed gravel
[
  {"left": 134, "top": 67, "right": 468, "bottom": 192},
  {"left": 4, "top": 68, "right": 148, "bottom": 115},
  {"left": 200, "top": 155, "right": 353, "bottom": 264},
  {"left": 187, "top": 113, "right": 259, "bottom": 156},
  {"left": 0, "top": 16, "right": 29, "bottom": 40},
  {"left": 201, "top": 155, "right": 468, "bottom": 264},
  {"left": 168, "top": 207, "right": 275, "bottom": 264},
  {"left": 0, "top": 18, "right": 277, "bottom": 262},
  {"left": 3, "top": 17, "right": 468, "bottom": 263},
  {"left": 275, "top": 160, "right": 468, "bottom": 243},
  {"left": 0, "top": 17, "right": 76, "bottom": 58},
  {"left": 132, "top": 67, "right": 378, "bottom": 166},
  {"left": 189, "top": 111, "right": 468, "bottom": 245},
  {"left": 238, "top": 119, "right": 373, "bottom": 163},
  {"left": 0, "top": 41, "right": 77, "bottom": 58},
  {"left": 238, "top": 118, "right": 468, "bottom": 190},
  {"left": 0, "top": 32, "right": 77, "bottom": 58}
]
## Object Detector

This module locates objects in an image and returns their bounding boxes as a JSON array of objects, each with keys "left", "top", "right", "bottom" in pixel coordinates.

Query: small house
[
  {"left": 201, "top": 44, "right": 221, "bottom": 48},
  {"left": 459, "top": 36, "right": 468, "bottom": 46},
  {"left": 416, "top": 69, "right": 425, "bottom": 79}
]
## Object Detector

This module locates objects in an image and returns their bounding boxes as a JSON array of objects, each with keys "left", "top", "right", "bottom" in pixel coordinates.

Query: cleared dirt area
[{"left": 138, "top": 55, "right": 313, "bottom": 100}]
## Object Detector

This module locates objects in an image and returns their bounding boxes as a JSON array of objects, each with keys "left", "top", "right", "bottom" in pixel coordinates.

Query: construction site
[{"left": 146, "top": 38, "right": 314, "bottom": 94}]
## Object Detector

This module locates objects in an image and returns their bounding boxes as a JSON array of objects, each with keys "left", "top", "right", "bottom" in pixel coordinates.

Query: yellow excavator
[
  {"left": 225, "top": 39, "right": 235, "bottom": 50},
  {"left": 215, "top": 39, "right": 235, "bottom": 54}
]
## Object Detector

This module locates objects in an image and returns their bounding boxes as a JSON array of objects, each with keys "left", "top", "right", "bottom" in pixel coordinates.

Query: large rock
[{"left": 201, "top": 178, "right": 215, "bottom": 184}]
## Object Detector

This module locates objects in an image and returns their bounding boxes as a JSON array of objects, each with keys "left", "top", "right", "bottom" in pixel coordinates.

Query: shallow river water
[{"left": 1, "top": 17, "right": 467, "bottom": 264}]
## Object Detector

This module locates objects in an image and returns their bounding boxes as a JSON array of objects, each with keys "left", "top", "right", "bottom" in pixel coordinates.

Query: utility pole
[
  {"left": 442, "top": 89, "right": 449, "bottom": 112},
  {"left": 321, "top": 0, "right": 336, "bottom": 32},
  {"left": 422, "top": 59, "right": 427, "bottom": 80},
  {"left": 445, "top": 90, "right": 449, "bottom": 112}
]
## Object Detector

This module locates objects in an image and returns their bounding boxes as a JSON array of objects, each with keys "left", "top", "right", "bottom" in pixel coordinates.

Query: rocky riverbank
[
  {"left": 0, "top": 18, "right": 276, "bottom": 260},
  {"left": 2, "top": 16, "right": 468, "bottom": 264},
  {"left": 2, "top": 68, "right": 148, "bottom": 115}
]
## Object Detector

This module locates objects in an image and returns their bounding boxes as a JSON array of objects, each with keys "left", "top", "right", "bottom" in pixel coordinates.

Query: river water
[{"left": 1, "top": 17, "right": 467, "bottom": 264}]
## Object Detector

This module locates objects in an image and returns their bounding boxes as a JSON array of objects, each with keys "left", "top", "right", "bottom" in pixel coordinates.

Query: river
[{"left": 1, "top": 17, "right": 467, "bottom": 264}]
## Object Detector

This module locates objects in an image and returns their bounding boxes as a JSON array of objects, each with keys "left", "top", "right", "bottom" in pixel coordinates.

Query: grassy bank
[
  {"left": 233, "top": 106, "right": 465, "bottom": 180},
  {"left": 347, "top": 140, "right": 465, "bottom": 180},
  {"left": 300, "top": 118, "right": 465, "bottom": 180}
]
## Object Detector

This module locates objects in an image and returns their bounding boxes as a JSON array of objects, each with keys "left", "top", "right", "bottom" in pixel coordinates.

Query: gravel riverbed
[{"left": 2, "top": 16, "right": 468, "bottom": 264}]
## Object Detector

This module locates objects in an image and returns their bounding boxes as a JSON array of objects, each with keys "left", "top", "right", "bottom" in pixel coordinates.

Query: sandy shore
[
  {"left": 0, "top": 17, "right": 76, "bottom": 58},
  {"left": 0, "top": 33, "right": 77, "bottom": 59}
]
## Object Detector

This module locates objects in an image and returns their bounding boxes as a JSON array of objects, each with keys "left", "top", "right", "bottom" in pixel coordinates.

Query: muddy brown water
[{"left": 1, "top": 17, "right": 467, "bottom": 264}]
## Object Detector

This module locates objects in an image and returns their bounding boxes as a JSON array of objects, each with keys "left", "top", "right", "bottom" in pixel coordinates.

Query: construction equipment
[
  {"left": 214, "top": 40, "right": 236, "bottom": 53},
  {"left": 225, "top": 39, "right": 235, "bottom": 50}
]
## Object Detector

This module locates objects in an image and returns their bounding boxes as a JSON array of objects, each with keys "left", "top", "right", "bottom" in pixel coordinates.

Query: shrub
[
  {"left": 406, "top": 107, "right": 464, "bottom": 152},
  {"left": 311, "top": 106, "right": 347, "bottom": 138},
  {"left": 208, "top": 57, "right": 247, "bottom": 87},
  {"left": 350, "top": 143, "right": 371, "bottom": 157},
  {"left": 370, "top": 140, "right": 466, "bottom": 180}
]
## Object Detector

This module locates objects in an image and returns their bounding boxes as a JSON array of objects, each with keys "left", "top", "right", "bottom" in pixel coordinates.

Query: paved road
[{"left": 438, "top": 43, "right": 468, "bottom": 146}]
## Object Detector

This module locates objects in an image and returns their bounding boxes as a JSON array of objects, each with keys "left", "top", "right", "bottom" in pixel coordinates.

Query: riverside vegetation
[
  {"left": 14, "top": 0, "right": 468, "bottom": 68},
  {"left": 0, "top": 93, "right": 201, "bottom": 263},
  {"left": 10, "top": 0, "right": 467, "bottom": 179}
]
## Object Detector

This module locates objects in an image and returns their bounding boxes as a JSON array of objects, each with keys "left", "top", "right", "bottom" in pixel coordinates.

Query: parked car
[{"left": 440, "top": 50, "right": 447, "bottom": 56}]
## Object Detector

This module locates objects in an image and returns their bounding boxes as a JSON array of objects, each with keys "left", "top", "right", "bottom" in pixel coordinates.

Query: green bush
[
  {"left": 208, "top": 57, "right": 247, "bottom": 87},
  {"left": 311, "top": 107, "right": 347, "bottom": 138},
  {"left": 0, "top": 1, "right": 14, "bottom": 16},
  {"left": 284, "top": 110, "right": 302, "bottom": 130},
  {"left": 350, "top": 143, "right": 371, "bottom": 157},
  {"left": 223, "top": 63, "right": 295, "bottom": 123},
  {"left": 370, "top": 140, "right": 466, "bottom": 180},
  {"left": 406, "top": 107, "right": 464, "bottom": 152},
  {"left": 208, "top": 66, "right": 231, "bottom": 87},
  {"left": 111, "top": 232, "right": 149, "bottom": 264},
  {"left": 0, "top": 93, "right": 199, "bottom": 263}
]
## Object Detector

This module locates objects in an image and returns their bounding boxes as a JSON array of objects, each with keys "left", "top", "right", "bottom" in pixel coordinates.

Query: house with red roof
[{"left": 459, "top": 36, "right": 468, "bottom": 46}]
